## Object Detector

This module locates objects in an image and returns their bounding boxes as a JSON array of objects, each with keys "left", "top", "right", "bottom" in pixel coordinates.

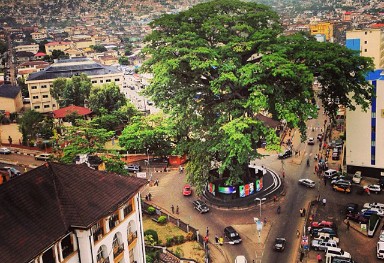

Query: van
[
  {"left": 378, "top": 241, "right": 384, "bottom": 259},
  {"left": 352, "top": 171, "right": 362, "bottom": 184},
  {"left": 325, "top": 247, "right": 351, "bottom": 262},
  {"left": 324, "top": 169, "right": 338, "bottom": 179},
  {"left": 235, "top": 255, "right": 247, "bottom": 263}
]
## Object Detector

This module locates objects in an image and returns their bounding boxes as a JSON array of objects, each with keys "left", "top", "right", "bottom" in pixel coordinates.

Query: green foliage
[
  {"left": 118, "top": 56, "right": 130, "bottom": 65},
  {"left": 166, "top": 237, "right": 173, "bottom": 247},
  {"left": 141, "top": 0, "right": 374, "bottom": 191},
  {"left": 18, "top": 110, "right": 44, "bottom": 143},
  {"left": 90, "top": 44, "right": 107, "bottom": 52},
  {"left": 174, "top": 247, "right": 184, "bottom": 258},
  {"left": 119, "top": 113, "right": 176, "bottom": 157},
  {"left": 147, "top": 206, "right": 156, "bottom": 215},
  {"left": 100, "top": 154, "right": 127, "bottom": 175},
  {"left": 0, "top": 40, "right": 7, "bottom": 54},
  {"left": 157, "top": 215, "right": 167, "bottom": 224},
  {"left": 145, "top": 254, "right": 153, "bottom": 263},
  {"left": 144, "top": 229, "right": 159, "bottom": 243},
  {"left": 88, "top": 83, "right": 127, "bottom": 115}
]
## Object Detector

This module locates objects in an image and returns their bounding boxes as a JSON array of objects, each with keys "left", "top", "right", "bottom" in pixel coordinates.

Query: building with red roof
[{"left": 52, "top": 105, "right": 92, "bottom": 119}]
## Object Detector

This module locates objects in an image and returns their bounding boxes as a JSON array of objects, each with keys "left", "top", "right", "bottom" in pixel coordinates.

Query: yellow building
[
  {"left": 309, "top": 22, "right": 334, "bottom": 41},
  {"left": 0, "top": 84, "right": 23, "bottom": 113},
  {"left": 14, "top": 44, "right": 39, "bottom": 54},
  {"left": 44, "top": 41, "right": 72, "bottom": 55}
]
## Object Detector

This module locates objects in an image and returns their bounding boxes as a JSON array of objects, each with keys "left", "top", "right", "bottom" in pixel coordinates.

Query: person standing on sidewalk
[{"left": 317, "top": 253, "right": 322, "bottom": 262}]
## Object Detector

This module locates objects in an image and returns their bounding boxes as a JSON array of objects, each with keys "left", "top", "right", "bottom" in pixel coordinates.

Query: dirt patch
[{"left": 143, "top": 215, "right": 204, "bottom": 262}]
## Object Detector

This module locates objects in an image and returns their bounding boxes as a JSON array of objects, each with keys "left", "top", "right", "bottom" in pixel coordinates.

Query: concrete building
[
  {"left": 14, "top": 43, "right": 39, "bottom": 54},
  {"left": 346, "top": 69, "right": 384, "bottom": 178},
  {"left": 25, "top": 58, "right": 124, "bottom": 113},
  {"left": 309, "top": 22, "right": 334, "bottom": 41},
  {"left": 0, "top": 162, "right": 148, "bottom": 263},
  {"left": 346, "top": 28, "right": 384, "bottom": 69},
  {"left": 0, "top": 84, "right": 23, "bottom": 113},
  {"left": 44, "top": 41, "right": 72, "bottom": 55}
]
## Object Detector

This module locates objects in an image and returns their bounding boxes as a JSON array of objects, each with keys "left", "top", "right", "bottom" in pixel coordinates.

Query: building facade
[
  {"left": 0, "top": 84, "right": 23, "bottom": 113},
  {"left": 309, "top": 22, "right": 334, "bottom": 41},
  {"left": 0, "top": 162, "right": 148, "bottom": 263},
  {"left": 346, "top": 69, "right": 384, "bottom": 178},
  {"left": 25, "top": 58, "right": 123, "bottom": 113},
  {"left": 44, "top": 41, "right": 72, "bottom": 55},
  {"left": 346, "top": 28, "right": 384, "bottom": 69},
  {"left": 14, "top": 44, "right": 39, "bottom": 54}
]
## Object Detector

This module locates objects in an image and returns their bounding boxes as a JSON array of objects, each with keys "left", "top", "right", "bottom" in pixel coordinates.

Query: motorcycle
[
  {"left": 277, "top": 206, "right": 281, "bottom": 214},
  {"left": 307, "top": 158, "right": 310, "bottom": 167}
]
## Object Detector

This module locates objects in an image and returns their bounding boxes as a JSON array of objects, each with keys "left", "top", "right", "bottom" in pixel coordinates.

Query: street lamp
[{"left": 255, "top": 197, "right": 266, "bottom": 219}]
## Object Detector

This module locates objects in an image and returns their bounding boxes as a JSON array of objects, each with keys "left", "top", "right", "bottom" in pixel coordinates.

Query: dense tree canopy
[
  {"left": 141, "top": 0, "right": 373, "bottom": 190},
  {"left": 50, "top": 73, "right": 92, "bottom": 107},
  {"left": 88, "top": 82, "right": 128, "bottom": 115}
]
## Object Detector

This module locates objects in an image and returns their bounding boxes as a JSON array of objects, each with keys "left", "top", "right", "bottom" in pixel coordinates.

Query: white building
[
  {"left": 0, "top": 162, "right": 148, "bottom": 263},
  {"left": 25, "top": 58, "right": 124, "bottom": 113},
  {"left": 346, "top": 69, "right": 384, "bottom": 178}
]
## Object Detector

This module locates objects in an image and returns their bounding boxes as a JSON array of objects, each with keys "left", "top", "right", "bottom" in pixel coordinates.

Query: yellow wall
[{"left": 310, "top": 22, "right": 333, "bottom": 41}]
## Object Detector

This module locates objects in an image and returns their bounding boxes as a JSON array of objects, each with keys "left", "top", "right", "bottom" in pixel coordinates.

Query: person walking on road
[
  {"left": 317, "top": 253, "right": 322, "bottom": 262},
  {"left": 176, "top": 205, "right": 179, "bottom": 214},
  {"left": 346, "top": 220, "right": 350, "bottom": 231},
  {"left": 296, "top": 229, "right": 300, "bottom": 238},
  {"left": 300, "top": 208, "right": 303, "bottom": 217},
  {"left": 206, "top": 226, "right": 209, "bottom": 236},
  {"left": 322, "top": 198, "right": 327, "bottom": 206},
  {"left": 171, "top": 205, "right": 174, "bottom": 213},
  {"left": 303, "top": 208, "right": 306, "bottom": 217}
]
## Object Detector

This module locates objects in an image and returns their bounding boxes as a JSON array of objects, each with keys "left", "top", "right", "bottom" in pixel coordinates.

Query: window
[
  {"left": 92, "top": 80, "right": 97, "bottom": 84},
  {"left": 31, "top": 86, "right": 37, "bottom": 89},
  {"left": 124, "top": 202, "right": 133, "bottom": 217},
  {"left": 365, "top": 31, "right": 367, "bottom": 35},
  {"left": 364, "top": 49, "right": 367, "bottom": 52},
  {"left": 106, "top": 79, "right": 111, "bottom": 82},
  {"left": 364, "top": 41, "right": 367, "bottom": 44},
  {"left": 100, "top": 80, "right": 103, "bottom": 83},
  {"left": 34, "top": 106, "right": 40, "bottom": 109},
  {"left": 372, "top": 112, "right": 376, "bottom": 118},
  {"left": 115, "top": 78, "right": 120, "bottom": 82},
  {"left": 44, "top": 105, "right": 50, "bottom": 108},
  {"left": 371, "top": 141, "right": 376, "bottom": 146},
  {"left": 43, "top": 95, "right": 49, "bottom": 98},
  {"left": 41, "top": 85, "right": 47, "bottom": 88},
  {"left": 52, "top": 104, "right": 56, "bottom": 108},
  {"left": 50, "top": 84, "right": 53, "bottom": 88},
  {"left": 32, "top": 95, "right": 39, "bottom": 99}
]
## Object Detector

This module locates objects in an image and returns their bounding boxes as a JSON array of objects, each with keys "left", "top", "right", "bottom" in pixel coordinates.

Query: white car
[
  {"left": 361, "top": 208, "right": 384, "bottom": 217},
  {"left": 352, "top": 171, "right": 362, "bottom": 184},
  {"left": 311, "top": 239, "right": 338, "bottom": 251},
  {"left": 315, "top": 234, "right": 339, "bottom": 244},
  {"left": 379, "top": 230, "right": 384, "bottom": 242},
  {"left": 0, "top": 147, "right": 11, "bottom": 154},
  {"left": 298, "top": 179, "right": 316, "bottom": 188},
  {"left": 363, "top": 202, "right": 384, "bottom": 210},
  {"left": 308, "top": 138, "right": 315, "bottom": 145},
  {"left": 364, "top": 184, "right": 381, "bottom": 194}
]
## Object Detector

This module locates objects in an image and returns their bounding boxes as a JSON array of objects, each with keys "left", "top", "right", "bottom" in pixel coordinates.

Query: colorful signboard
[
  {"left": 218, "top": 185, "right": 236, "bottom": 194},
  {"left": 239, "top": 182, "right": 255, "bottom": 197}
]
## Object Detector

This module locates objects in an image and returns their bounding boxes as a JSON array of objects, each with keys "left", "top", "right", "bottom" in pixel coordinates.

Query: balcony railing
[
  {"left": 93, "top": 229, "right": 104, "bottom": 243},
  {"left": 97, "top": 257, "right": 110, "bottom": 263},
  {"left": 128, "top": 231, "right": 137, "bottom": 245},
  {"left": 113, "top": 245, "right": 124, "bottom": 258}
]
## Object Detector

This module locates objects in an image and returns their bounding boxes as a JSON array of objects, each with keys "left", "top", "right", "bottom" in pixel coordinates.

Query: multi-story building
[
  {"left": 25, "top": 58, "right": 124, "bottom": 113},
  {"left": 44, "top": 41, "right": 72, "bottom": 55},
  {"left": 31, "top": 31, "right": 47, "bottom": 41},
  {"left": 14, "top": 43, "right": 39, "bottom": 54},
  {"left": 0, "top": 162, "right": 148, "bottom": 263},
  {"left": 346, "top": 28, "right": 384, "bottom": 69},
  {"left": 309, "top": 22, "right": 334, "bottom": 41},
  {"left": 346, "top": 69, "right": 384, "bottom": 178},
  {"left": 0, "top": 84, "right": 23, "bottom": 113}
]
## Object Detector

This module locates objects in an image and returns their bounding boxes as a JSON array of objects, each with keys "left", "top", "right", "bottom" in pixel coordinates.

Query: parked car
[
  {"left": 333, "top": 185, "right": 351, "bottom": 193},
  {"left": 345, "top": 203, "right": 359, "bottom": 214},
  {"left": 298, "top": 179, "right": 316, "bottom": 188},
  {"left": 224, "top": 226, "right": 242, "bottom": 244},
  {"left": 362, "top": 209, "right": 379, "bottom": 219},
  {"left": 325, "top": 247, "right": 351, "bottom": 261},
  {"left": 311, "top": 221, "right": 336, "bottom": 229},
  {"left": 192, "top": 200, "right": 209, "bottom": 213},
  {"left": 361, "top": 208, "right": 384, "bottom": 217},
  {"left": 324, "top": 169, "right": 338, "bottom": 179},
  {"left": 278, "top": 149, "right": 292, "bottom": 159},
  {"left": 35, "top": 153, "right": 52, "bottom": 161},
  {"left": 332, "top": 152, "right": 340, "bottom": 160},
  {"left": 329, "top": 256, "right": 354, "bottom": 263},
  {"left": 311, "top": 239, "right": 338, "bottom": 251},
  {"left": 315, "top": 234, "right": 339, "bottom": 244},
  {"left": 331, "top": 179, "right": 351, "bottom": 186},
  {"left": 274, "top": 238, "right": 286, "bottom": 251},
  {"left": 379, "top": 177, "right": 384, "bottom": 189},
  {"left": 0, "top": 147, "right": 11, "bottom": 154},
  {"left": 124, "top": 164, "right": 141, "bottom": 173},
  {"left": 363, "top": 202, "right": 384, "bottom": 210},
  {"left": 352, "top": 171, "right": 362, "bottom": 184},
  {"left": 2, "top": 166, "right": 21, "bottom": 177},
  {"left": 346, "top": 212, "right": 369, "bottom": 224},
  {"left": 308, "top": 137, "right": 315, "bottom": 145},
  {"left": 182, "top": 184, "right": 192, "bottom": 196},
  {"left": 317, "top": 133, "right": 323, "bottom": 141},
  {"left": 312, "top": 227, "right": 337, "bottom": 237},
  {"left": 235, "top": 255, "right": 247, "bottom": 263},
  {"left": 379, "top": 228, "right": 384, "bottom": 242},
  {"left": 377, "top": 241, "right": 384, "bottom": 259},
  {"left": 364, "top": 184, "right": 381, "bottom": 194}
]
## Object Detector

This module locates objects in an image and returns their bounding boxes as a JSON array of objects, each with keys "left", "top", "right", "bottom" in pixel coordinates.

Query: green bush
[
  {"left": 144, "top": 229, "right": 159, "bottom": 243},
  {"left": 177, "top": 235, "right": 185, "bottom": 244},
  {"left": 146, "top": 254, "right": 153, "bottom": 263},
  {"left": 157, "top": 215, "right": 167, "bottom": 224},
  {"left": 166, "top": 237, "right": 173, "bottom": 247},
  {"left": 147, "top": 206, "right": 156, "bottom": 215}
]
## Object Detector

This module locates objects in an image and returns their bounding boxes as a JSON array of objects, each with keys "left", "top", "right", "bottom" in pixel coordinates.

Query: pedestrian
[
  {"left": 154, "top": 179, "right": 159, "bottom": 186},
  {"left": 303, "top": 208, "right": 306, "bottom": 217},
  {"left": 273, "top": 195, "right": 277, "bottom": 202},
  {"left": 317, "top": 253, "right": 322, "bottom": 262},
  {"left": 324, "top": 178, "right": 327, "bottom": 186},
  {"left": 176, "top": 205, "right": 179, "bottom": 214},
  {"left": 171, "top": 205, "right": 174, "bottom": 213},
  {"left": 8, "top": 136, "right": 12, "bottom": 146},
  {"left": 296, "top": 229, "right": 300, "bottom": 238},
  {"left": 148, "top": 192, "right": 152, "bottom": 201},
  {"left": 346, "top": 220, "right": 350, "bottom": 231},
  {"left": 282, "top": 171, "right": 285, "bottom": 179},
  {"left": 264, "top": 217, "right": 267, "bottom": 225},
  {"left": 206, "top": 226, "right": 209, "bottom": 236},
  {"left": 299, "top": 208, "right": 303, "bottom": 217},
  {"left": 219, "top": 236, "right": 224, "bottom": 245},
  {"left": 322, "top": 198, "right": 326, "bottom": 206},
  {"left": 19, "top": 138, "right": 21, "bottom": 145},
  {"left": 145, "top": 194, "right": 148, "bottom": 201},
  {"left": 215, "top": 235, "right": 219, "bottom": 244}
]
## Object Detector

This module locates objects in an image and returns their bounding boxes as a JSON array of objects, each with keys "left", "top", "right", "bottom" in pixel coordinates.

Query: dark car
[
  {"left": 1, "top": 167, "right": 21, "bottom": 177},
  {"left": 148, "top": 157, "right": 169, "bottom": 165},
  {"left": 192, "top": 200, "right": 209, "bottom": 213},
  {"left": 278, "top": 149, "right": 292, "bottom": 159},
  {"left": 345, "top": 203, "right": 359, "bottom": 214},
  {"left": 312, "top": 227, "right": 337, "bottom": 238},
  {"left": 332, "top": 152, "right": 340, "bottom": 160},
  {"left": 346, "top": 213, "right": 369, "bottom": 224},
  {"left": 224, "top": 226, "right": 242, "bottom": 244},
  {"left": 274, "top": 238, "right": 286, "bottom": 251}
]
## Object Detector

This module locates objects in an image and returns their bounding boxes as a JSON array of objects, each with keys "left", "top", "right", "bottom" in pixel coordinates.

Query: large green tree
[
  {"left": 18, "top": 110, "right": 43, "bottom": 143},
  {"left": 141, "top": 0, "right": 373, "bottom": 190},
  {"left": 50, "top": 73, "right": 92, "bottom": 107},
  {"left": 88, "top": 82, "right": 127, "bottom": 115}
]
